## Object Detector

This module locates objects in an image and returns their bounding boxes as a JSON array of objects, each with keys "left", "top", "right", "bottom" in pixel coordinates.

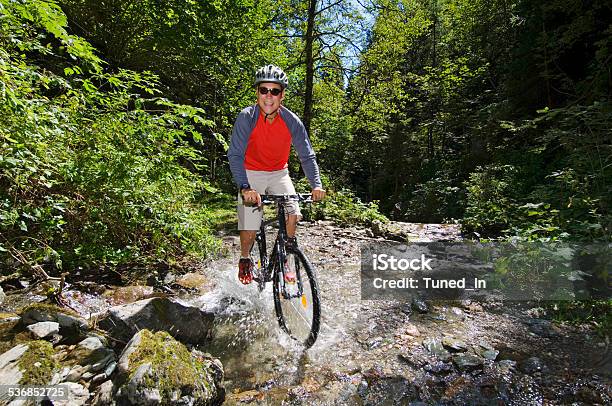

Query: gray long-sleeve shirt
[{"left": 227, "top": 104, "right": 322, "bottom": 189}]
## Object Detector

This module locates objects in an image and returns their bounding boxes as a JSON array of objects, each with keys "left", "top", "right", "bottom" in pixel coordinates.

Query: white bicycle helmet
[{"left": 254, "top": 65, "right": 288, "bottom": 89}]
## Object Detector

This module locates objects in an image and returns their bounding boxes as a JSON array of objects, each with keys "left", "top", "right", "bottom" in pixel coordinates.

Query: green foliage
[
  {"left": 402, "top": 169, "right": 464, "bottom": 222},
  {"left": 334, "top": 0, "right": 610, "bottom": 243},
  {"left": 301, "top": 189, "right": 388, "bottom": 227},
  {"left": 548, "top": 300, "right": 612, "bottom": 336},
  {"left": 0, "top": 0, "right": 220, "bottom": 274},
  {"left": 462, "top": 165, "right": 522, "bottom": 235}
]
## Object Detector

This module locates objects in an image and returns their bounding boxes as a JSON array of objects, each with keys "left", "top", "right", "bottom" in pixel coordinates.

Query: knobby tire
[{"left": 273, "top": 245, "right": 321, "bottom": 348}]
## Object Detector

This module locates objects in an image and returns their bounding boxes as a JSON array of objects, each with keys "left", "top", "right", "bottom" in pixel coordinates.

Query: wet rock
[
  {"left": 435, "top": 306, "right": 465, "bottom": 322},
  {"left": 358, "top": 376, "right": 420, "bottom": 405},
  {"left": 175, "top": 273, "right": 208, "bottom": 290},
  {"left": 404, "top": 323, "right": 421, "bottom": 337},
  {"left": 564, "top": 380, "right": 612, "bottom": 404},
  {"left": 480, "top": 349, "right": 499, "bottom": 361},
  {"left": 520, "top": 356, "right": 548, "bottom": 374},
  {"left": 422, "top": 338, "right": 451, "bottom": 361},
  {"left": 424, "top": 360, "right": 453, "bottom": 373},
  {"left": 368, "top": 336, "right": 384, "bottom": 349},
  {"left": 97, "top": 297, "right": 215, "bottom": 345},
  {"left": 496, "top": 359, "right": 517, "bottom": 371},
  {"left": 0, "top": 285, "right": 5, "bottom": 305},
  {"left": 508, "top": 375, "right": 543, "bottom": 404},
  {"left": 115, "top": 329, "right": 224, "bottom": 405},
  {"left": 473, "top": 343, "right": 499, "bottom": 361},
  {"left": 54, "top": 382, "right": 89, "bottom": 406},
  {"left": 411, "top": 297, "right": 429, "bottom": 314},
  {"left": 27, "top": 321, "right": 60, "bottom": 339},
  {"left": 526, "top": 318, "right": 560, "bottom": 338},
  {"left": 90, "top": 380, "right": 114, "bottom": 406},
  {"left": 109, "top": 285, "right": 155, "bottom": 305},
  {"left": 442, "top": 337, "right": 468, "bottom": 352},
  {"left": 163, "top": 272, "right": 177, "bottom": 285},
  {"left": 452, "top": 353, "right": 484, "bottom": 371}
]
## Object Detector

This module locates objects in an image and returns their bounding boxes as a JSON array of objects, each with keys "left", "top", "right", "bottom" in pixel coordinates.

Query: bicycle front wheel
[{"left": 273, "top": 246, "right": 321, "bottom": 348}]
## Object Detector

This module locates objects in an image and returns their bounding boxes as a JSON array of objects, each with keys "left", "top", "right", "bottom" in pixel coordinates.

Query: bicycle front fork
[{"left": 277, "top": 242, "right": 304, "bottom": 299}]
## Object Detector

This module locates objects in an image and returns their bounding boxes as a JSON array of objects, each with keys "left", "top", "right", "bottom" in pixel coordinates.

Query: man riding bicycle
[{"left": 227, "top": 64, "right": 325, "bottom": 285}]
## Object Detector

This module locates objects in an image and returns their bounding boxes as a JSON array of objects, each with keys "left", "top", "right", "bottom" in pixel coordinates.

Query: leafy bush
[
  {"left": 300, "top": 188, "right": 388, "bottom": 226},
  {"left": 402, "top": 171, "right": 465, "bottom": 223},
  {"left": 463, "top": 103, "right": 611, "bottom": 241},
  {"left": 462, "top": 165, "right": 522, "bottom": 235},
  {"left": 0, "top": 0, "right": 220, "bottom": 274}
]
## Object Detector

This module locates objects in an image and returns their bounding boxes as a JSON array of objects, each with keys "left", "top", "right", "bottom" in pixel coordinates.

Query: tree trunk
[{"left": 303, "top": 0, "right": 317, "bottom": 135}]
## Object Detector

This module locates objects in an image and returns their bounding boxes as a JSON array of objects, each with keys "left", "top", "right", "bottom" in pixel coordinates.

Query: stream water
[
  {"left": 1, "top": 222, "right": 608, "bottom": 404},
  {"left": 182, "top": 225, "right": 610, "bottom": 404}
]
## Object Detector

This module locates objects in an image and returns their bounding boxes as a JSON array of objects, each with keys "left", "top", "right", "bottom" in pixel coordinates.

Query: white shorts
[{"left": 237, "top": 169, "right": 302, "bottom": 230}]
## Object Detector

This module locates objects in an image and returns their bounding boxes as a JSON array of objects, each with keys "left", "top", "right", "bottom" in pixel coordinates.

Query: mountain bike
[{"left": 249, "top": 194, "right": 321, "bottom": 348}]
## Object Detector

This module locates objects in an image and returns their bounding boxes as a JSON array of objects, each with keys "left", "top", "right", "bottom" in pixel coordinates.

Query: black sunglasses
[{"left": 258, "top": 86, "right": 283, "bottom": 96}]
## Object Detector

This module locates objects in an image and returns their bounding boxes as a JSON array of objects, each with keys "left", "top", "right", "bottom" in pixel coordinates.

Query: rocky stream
[{"left": 0, "top": 220, "right": 610, "bottom": 405}]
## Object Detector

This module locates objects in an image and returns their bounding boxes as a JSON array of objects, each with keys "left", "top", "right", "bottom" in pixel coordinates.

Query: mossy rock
[
  {"left": 0, "top": 341, "right": 61, "bottom": 385},
  {"left": 18, "top": 340, "right": 61, "bottom": 384},
  {"left": 115, "top": 329, "right": 224, "bottom": 405}
]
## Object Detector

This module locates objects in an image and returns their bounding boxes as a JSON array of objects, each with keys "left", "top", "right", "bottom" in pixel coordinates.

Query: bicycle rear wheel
[{"left": 273, "top": 246, "right": 321, "bottom": 348}]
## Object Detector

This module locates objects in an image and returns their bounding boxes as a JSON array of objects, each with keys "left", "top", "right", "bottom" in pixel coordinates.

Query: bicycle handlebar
[{"left": 259, "top": 193, "right": 313, "bottom": 204}]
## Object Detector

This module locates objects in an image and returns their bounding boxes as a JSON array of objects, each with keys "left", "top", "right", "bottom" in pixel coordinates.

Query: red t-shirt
[{"left": 244, "top": 112, "right": 292, "bottom": 171}]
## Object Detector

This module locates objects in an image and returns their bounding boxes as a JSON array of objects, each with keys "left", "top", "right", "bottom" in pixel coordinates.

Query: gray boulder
[
  {"left": 97, "top": 297, "right": 215, "bottom": 345},
  {"left": 90, "top": 380, "right": 115, "bottom": 406},
  {"left": 21, "top": 304, "right": 86, "bottom": 327},
  {"left": 53, "top": 382, "right": 90, "bottom": 406},
  {"left": 422, "top": 338, "right": 451, "bottom": 361},
  {"left": 27, "top": 321, "right": 60, "bottom": 339},
  {"left": 62, "top": 336, "right": 116, "bottom": 383},
  {"left": 452, "top": 353, "right": 485, "bottom": 371},
  {"left": 0, "top": 344, "right": 29, "bottom": 385}
]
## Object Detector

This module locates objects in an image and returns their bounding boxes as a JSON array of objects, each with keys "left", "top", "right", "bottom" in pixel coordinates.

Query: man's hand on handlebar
[
  {"left": 312, "top": 187, "right": 326, "bottom": 202},
  {"left": 241, "top": 188, "right": 261, "bottom": 206}
]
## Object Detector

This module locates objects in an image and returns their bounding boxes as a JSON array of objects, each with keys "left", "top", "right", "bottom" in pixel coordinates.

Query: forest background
[{"left": 1, "top": 0, "right": 610, "bottom": 296}]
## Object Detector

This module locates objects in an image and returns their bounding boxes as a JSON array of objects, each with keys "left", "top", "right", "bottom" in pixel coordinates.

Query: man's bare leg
[
  {"left": 286, "top": 214, "right": 298, "bottom": 238},
  {"left": 240, "top": 215, "right": 297, "bottom": 258},
  {"left": 240, "top": 230, "right": 257, "bottom": 258}
]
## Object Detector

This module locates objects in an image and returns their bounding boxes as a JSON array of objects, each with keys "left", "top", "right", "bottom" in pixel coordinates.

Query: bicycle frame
[{"left": 252, "top": 195, "right": 307, "bottom": 299}]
